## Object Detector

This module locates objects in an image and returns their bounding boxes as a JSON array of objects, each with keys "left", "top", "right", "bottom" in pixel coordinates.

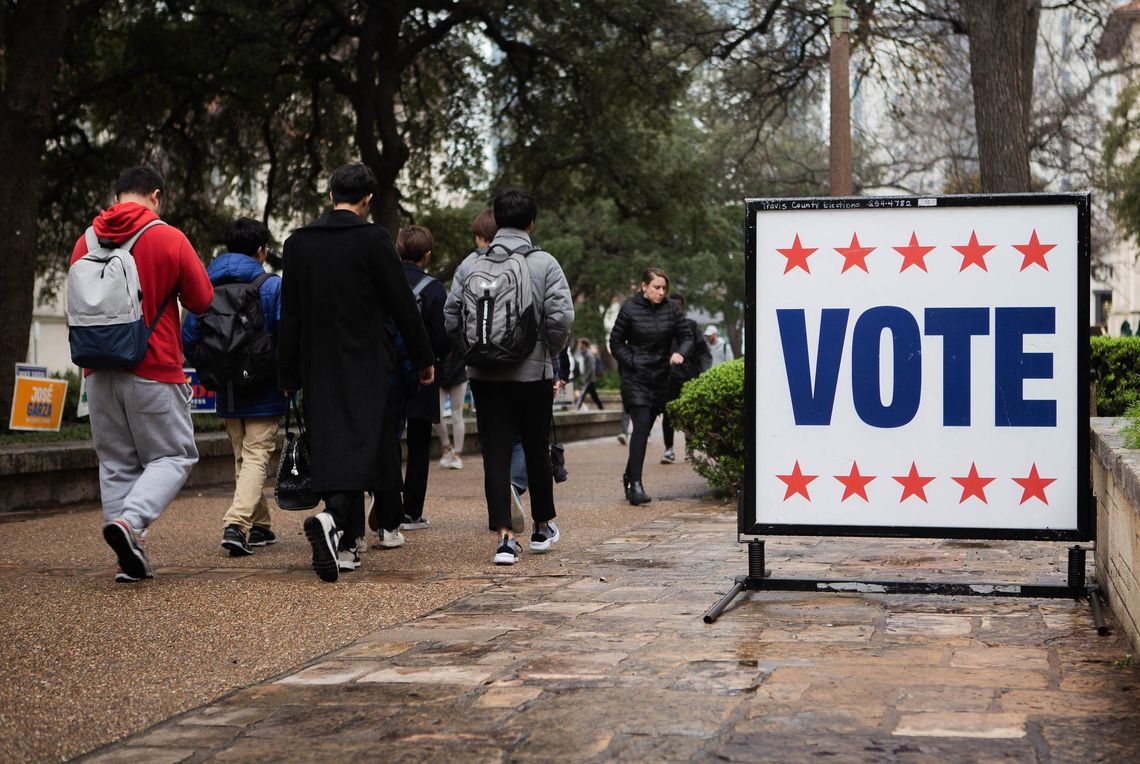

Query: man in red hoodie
[{"left": 70, "top": 166, "right": 213, "bottom": 582}]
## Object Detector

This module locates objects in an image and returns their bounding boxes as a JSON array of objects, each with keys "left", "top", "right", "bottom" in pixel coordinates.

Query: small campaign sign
[
  {"left": 184, "top": 368, "right": 217, "bottom": 414},
  {"left": 743, "top": 194, "right": 1091, "bottom": 541},
  {"left": 16, "top": 363, "right": 48, "bottom": 379},
  {"left": 9, "top": 372, "right": 69, "bottom": 432}
]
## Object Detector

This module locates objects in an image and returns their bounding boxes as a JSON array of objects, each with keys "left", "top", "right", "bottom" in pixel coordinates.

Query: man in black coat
[{"left": 279, "top": 164, "right": 434, "bottom": 583}]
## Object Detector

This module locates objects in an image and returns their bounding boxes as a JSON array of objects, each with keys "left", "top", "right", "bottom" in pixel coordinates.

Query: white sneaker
[
  {"left": 374, "top": 528, "right": 405, "bottom": 549},
  {"left": 529, "top": 521, "right": 560, "bottom": 553},
  {"left": 448, "top": 452, "right": 464, "bottom": 469},
  {"left": 660, "top": 449, "right": 675, "bottom": 464},
  {"left": 303, "top": 512, "right": 340, "bottom": 582},
  {"left": 494, "top": 535, "right": 521, "bottom": 565},
  {"left": 439, "top": 447, "right": 454, "bottom": 468},
  {"left": 337, "top": 548, "right": 361, "bottom": 571},
  {"left": 509, "top": 485, "right": 527, "bottom": 535}
]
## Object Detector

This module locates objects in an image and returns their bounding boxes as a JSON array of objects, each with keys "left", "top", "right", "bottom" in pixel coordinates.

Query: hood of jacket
[
  {"left": 91, "top": 202, "right": 159, "bottom": 244},
  {"left": 207, "top": 251, "right": 268, "bottom": 284}
]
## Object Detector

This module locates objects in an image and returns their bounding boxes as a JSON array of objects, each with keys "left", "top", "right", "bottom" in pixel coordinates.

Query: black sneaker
[
  {"left": 247, "top": 526, "right": 278, "bottom": 546},
  {"left": 303, "top": 513, "right": 340, "bottom": 583},
  {"left": 493, "top": 535, "right": 520, "bottom": 565},
  {"left": 398, "top": 514, "right": 431, "bottom": 530},
  {"left": 103, "top": 518, "right": 153, "bottom": 581},
  {"left": 221, "top": 524, "right": 252, "bottom": 556},
  {"left": 529, "top": 521, "right": 560, "bottom": 553}
]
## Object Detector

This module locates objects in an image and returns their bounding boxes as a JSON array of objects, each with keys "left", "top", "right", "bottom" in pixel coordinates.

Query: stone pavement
[{"left": 80, "top": 506, "right": 1140, "bottom": 761}]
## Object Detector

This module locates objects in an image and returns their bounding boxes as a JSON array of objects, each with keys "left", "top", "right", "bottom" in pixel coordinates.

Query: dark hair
[
  {"left": 472, "top": 208, "right": 498, "bottom": 242},
  {"left": 669, "top": 293, "right": 685, "bottom": 309},
  {"left": 641, "top": 266, "right": 669, "bottom": 289},
  {"left": 329, "top": 163, "right": 377, "bottom": 204},
  {"left": 493, "top": 187, "right": 538, "bottom": 230},
  {"left": 396, "top": 225, "right": 434, "bottom": 262},
  {"left": 225, "top": 217, "right": 270, "bottom": 257},
  {"left": 115, "top": 166, "right": 165, "bottom": 198}
]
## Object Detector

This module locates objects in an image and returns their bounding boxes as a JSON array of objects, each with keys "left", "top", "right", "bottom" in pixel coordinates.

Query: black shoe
[
  {"left": 303, "top": 513, "right": 340, "bottom": 583},
  {"left": 628, "top": 481, "right": 652, "bottom": 505},
  {"left": 622, "top": 474, "right": 632, "bottom": 501},
  {"left": 247, "top": 526, "right": 278, "bottom": 546},
  {"left": 221, "top": 524, "right": 252, "bottom": 556}
]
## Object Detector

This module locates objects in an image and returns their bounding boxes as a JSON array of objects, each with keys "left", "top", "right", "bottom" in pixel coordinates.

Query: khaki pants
[{"left": 221, "top": 417, "right": 278, "bottom": 532}]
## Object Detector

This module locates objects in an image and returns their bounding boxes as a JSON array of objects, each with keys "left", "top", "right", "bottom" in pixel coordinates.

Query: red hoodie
[{"left": 70, "top": 202, "right": 213, "bottom": 383}]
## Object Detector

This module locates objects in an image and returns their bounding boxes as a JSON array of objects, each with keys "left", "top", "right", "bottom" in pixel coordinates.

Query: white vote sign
[{"left": 744, "top": 194, "right": 1091, "bottom": 541}]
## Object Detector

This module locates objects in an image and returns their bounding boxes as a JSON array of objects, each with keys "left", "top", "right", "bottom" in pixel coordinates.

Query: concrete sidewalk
[{"left": 80, "top": 497, "right": 1140, "bottom": 760}]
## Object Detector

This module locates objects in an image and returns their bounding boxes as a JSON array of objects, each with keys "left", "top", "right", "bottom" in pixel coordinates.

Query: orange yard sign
[{"left": 9, "top": 377, "right": 69, "bottom": 431}]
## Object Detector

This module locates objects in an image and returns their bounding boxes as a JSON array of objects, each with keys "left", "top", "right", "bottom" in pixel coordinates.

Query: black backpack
[{"left": 192, "top": 272, "right": 277, "bottom": 392}]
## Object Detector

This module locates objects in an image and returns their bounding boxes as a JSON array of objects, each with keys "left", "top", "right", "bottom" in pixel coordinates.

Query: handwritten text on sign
[{"left": 754, "top": 202, "right": 1079, "bottom": 532}]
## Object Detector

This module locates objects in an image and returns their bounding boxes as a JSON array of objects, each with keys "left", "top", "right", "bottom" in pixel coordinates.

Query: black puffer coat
[{"left": 609, "top": 292, "right": 694, "bottom": 409}]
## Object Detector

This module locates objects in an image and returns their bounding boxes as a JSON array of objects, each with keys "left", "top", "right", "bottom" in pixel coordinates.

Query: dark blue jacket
[
  {"left": 396, "top": 261, "right": 451, "bottom": 422},
  {"left": 182, "top": 252, "right": 287, "bottom": 418}
]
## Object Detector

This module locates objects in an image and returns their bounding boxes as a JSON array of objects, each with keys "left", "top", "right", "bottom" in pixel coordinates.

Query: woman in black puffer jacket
[{"left": 609, "top": 267, "right": 694, "bottom": 505}]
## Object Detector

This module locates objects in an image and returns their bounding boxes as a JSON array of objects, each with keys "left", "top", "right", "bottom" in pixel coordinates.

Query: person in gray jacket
[{"left": 444, "top": 188, "right": 574, "bottom": 565}]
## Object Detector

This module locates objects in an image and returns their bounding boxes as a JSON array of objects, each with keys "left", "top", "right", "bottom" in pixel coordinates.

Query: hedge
[
  {"left": 1090, "top": 336, "right": 1140, "bottom": 416},
  {"left": 666, "top": 357, "right": 745, "bottom": 493}
]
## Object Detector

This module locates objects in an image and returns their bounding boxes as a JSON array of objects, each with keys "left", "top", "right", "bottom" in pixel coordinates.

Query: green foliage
[
  {"left": 1090, "top": 336, "right": 1140, "bottom": 416},
  {"left": 1121, "top": 402, "right": 1140, "bottom": 449},
  {"left": 666, "top": 358, "right": 745, "bottom": 493},
  {"left": 596, "top": 370, "right": 621, "bottom": 390}
]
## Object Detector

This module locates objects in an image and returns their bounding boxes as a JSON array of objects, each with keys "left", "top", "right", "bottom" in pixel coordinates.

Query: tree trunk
[
  {"left": 0, "top": 1, "right": 69, "bottom": 427},
  {"left": 960, "top": 0, "right": 1040, "bottom": 193}
]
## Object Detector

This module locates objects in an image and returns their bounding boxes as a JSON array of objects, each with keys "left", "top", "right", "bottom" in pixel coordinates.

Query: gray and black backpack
[
  {"left": 67, "top": 220, "right": 169, "bottom": 369},
  {"left": 457, "top": 244, "right": 540, "bottom": 368}
]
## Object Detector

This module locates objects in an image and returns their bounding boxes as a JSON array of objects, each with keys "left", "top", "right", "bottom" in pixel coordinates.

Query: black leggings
[{"left": 624, "top": 405, "right": 661, "bottom": 483}]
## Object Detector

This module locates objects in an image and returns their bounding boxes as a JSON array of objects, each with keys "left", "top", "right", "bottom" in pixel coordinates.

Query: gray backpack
[
  {"left": 457, "top": 243, "right": 540, "bottom": 368},
  {"left": 67, "top": 220, "right": 170, "bottom": 369}
]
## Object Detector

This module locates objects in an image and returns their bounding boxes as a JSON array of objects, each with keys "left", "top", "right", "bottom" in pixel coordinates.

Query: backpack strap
[
  {"left": 85, "top": 219, "right": 167, "bottom": 255},
  {"left": 411, "top": 274, "right": 437, "bottom": 300},
  {"left": 250, "top": 272, "right": 272, "bottom": 290}
]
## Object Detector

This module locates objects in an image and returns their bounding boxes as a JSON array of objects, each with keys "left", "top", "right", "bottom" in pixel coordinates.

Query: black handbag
[{"left": 275, "top": 395, "right": 320, "bottom": 510}]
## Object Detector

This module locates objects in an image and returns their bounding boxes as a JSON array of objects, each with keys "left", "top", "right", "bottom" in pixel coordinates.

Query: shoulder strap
[
  {"left": 411, "top": 274, "right": 436, "bottom": 299},
  {"left": 83, "top": 226, "right": 99, "bottom": 254},
  {"left": 121, "top": 219, "right": 167, "bottom": 253},
  {"left": 250, "top": 272, "right": 272, "bottom": 290}
]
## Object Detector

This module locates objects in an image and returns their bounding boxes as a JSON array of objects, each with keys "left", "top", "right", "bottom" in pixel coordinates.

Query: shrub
[
  {"left": 596, "top": 369, "right": 621, "bottom": 390},
  {"left": 1090, "top": 336, "right": 1140, "bottom": 416},
  {"left": 666, "top": 357, "right": 745, "bottom": 493}
]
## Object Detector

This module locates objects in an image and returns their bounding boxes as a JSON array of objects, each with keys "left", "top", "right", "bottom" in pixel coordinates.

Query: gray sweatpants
[{"left": 86, "top": 371, "right": 198, "bottom": 531}]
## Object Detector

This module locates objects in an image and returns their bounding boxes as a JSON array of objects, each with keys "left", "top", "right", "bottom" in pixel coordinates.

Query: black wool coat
[
  {"left": 609, "top": 292, "right": 694, "bottom": 410},
  {"left": 279, "top": 210, "right": 434, "bottom": 492}
]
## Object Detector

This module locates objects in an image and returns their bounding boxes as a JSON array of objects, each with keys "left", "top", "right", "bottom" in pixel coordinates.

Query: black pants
[
  {"left": 625, "top": 405, "right": 661, "bottom": 483},
  {"left": 662, "top": 377, "right": 684, "bottom": 450},
  {"left": 372, "top": 380, "right": 408, "bottom": 532},
  {"left": 321, "top": 491, "right": 364, "bottom": 551},
  {"left": 470, "top": 379, "right": 556, "bottom": 532},
  {"left": 575, "top": 382, "right": 604, "bottom": 410},
  {"left": 401, "top": 417, "right": 432, "bottom": 519}
]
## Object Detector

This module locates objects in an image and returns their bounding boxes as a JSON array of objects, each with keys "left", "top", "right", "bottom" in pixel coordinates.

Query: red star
[
  {"left": 777, "top": 234, "right": 817, "bottom": 274},
  {"left": 952, "top": 463, "right": 996, "bottom": 504},
  {"left": 893, "top": 462, "right": 935, "bottom": 503},
  {"left": 834, "top": 462, "right": 875, "bottom": 501},
  {"left": 834, "top": 233, "right": 875, "bottom": 273},
  {"left": 952, "top": 230, "right": 995, "bottom": 272},
  {"left": 893, "top": 231, "right": 935, "bottom": 273},
  {"left": 777, "top": 460, "right": 817, "bottom": 501},
  {"left": 1012, "top": 230, "right": 1055, "bottom": 272},
  {"left": 1012, "top": 463, "right": 1056, "bottom": 505}
]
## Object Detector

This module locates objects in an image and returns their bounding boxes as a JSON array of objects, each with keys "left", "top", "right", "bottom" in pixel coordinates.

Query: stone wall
[
  {"left": 1090, "top": 417, "right": 1140, "bottom": 656},
  {"left": 0, "top": 410, "right": 622, "bottom": 513}
]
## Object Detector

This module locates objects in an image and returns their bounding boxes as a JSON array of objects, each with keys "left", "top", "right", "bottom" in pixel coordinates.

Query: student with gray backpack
[
  {"left": 182, "top": 217, "right": 286, "bottom": 557},
  {"left": 67, "top": 166, "right": 213, "bottom": 583},
  {"left": 444, "top": 188, "right": 574, "bottom": 565}
]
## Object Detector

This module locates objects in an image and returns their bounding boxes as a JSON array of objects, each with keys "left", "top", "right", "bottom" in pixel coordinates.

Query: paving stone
[
  {"left": 505, "top": 687, "right": 738, "bottom": 738},
  {"left": 949, "top": 646, "right": 1050, "bottom": 670},
  {"left": 357, "top": 665, "right": 498, "bottom": 686},
  {"left": 893, "top": 712, "right": 1028, "bottom": 738},
  {"left": 122, "top": 722, "right": 241, "bottom": 748},
  {"left": 894, "top": 686, "right": 996, "bottom": 712},
  {"left": 605, "top": 732, "right": 710, "bottom": 761},
  {"left": 177, "top": 705, "right": 277, "bottom": 727},
  {"left": 883, "top": 613, "right": 975, "bottom": 636},
  {"left": 473, "top": 686, "right": 543, "bottom": 708},
  {"left": 275, "top": 660, "right": 383, "bottom": 686},
  {"left": 332, "top": 640, "right": 418, "bottom": 659},
  {"left": 83, "top": 747, "right": 197, "bottom": 764}
]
